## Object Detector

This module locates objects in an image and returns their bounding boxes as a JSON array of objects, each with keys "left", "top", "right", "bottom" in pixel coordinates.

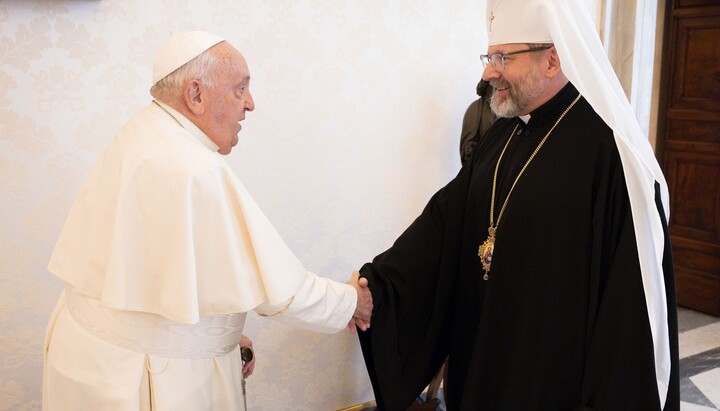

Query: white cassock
[{"left": 42, "top": 101, "right": 357, "bottom": 411}]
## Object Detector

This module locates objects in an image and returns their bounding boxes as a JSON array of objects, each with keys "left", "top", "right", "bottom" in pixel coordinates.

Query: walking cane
[{"left": 241, "top": 346, "right": 254, "bottom": 410}]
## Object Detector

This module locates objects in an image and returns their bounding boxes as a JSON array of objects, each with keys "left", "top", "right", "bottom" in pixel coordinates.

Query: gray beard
[
  {"left": 490, "top": 92, "right": 522, "bottom": 118},
  {"left": 489, "top": 67, "right": 545, "bottom": 118}
]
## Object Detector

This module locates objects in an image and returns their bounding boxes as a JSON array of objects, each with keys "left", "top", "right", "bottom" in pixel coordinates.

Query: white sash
[{"left": 65, "top": 287, "right": 246, "bottom": 359}]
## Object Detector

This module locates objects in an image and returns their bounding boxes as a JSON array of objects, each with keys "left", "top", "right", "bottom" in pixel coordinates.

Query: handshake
[{"left": 347, "top": 271, "right": 373, "bottom": 333}]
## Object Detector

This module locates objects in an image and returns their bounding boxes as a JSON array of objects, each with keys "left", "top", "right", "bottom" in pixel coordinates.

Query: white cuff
[{"left": 254, "top": 271, "right": 357, "bottom": 334}]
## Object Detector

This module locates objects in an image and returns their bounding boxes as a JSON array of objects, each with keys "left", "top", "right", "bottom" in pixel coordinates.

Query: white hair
[{"left": 150, "top": 44, "right": 222, "bottom": 102}]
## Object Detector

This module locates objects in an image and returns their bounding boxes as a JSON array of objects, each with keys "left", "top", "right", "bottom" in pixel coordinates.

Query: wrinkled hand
[
  {"left": 347, "top": 271, "right": 372, "bottom": 333},
  {"left": 239, "top": 334, "right": 255, "bottom": 378}
]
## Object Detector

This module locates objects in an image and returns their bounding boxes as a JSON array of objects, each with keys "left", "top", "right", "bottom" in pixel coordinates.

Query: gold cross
[{"left": 489, "top": 11, "right": 494, "bottom": 32}]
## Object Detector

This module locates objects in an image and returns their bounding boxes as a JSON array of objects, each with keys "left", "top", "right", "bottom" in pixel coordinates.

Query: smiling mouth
[{"left": 492, "top": 84, "right": 509, "bottom": 92}]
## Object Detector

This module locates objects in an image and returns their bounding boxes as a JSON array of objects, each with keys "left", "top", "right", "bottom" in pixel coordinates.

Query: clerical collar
[
  {"left": 151, "top": 100, "right": 220, "bottom": 152},
  {"left": 524, "top": 82, "right": 580, "bottom": 129}
]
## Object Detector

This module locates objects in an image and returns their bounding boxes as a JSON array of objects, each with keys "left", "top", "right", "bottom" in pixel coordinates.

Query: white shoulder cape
[{"left": 48, "top": 103, "right": 307, "bottom": 324}]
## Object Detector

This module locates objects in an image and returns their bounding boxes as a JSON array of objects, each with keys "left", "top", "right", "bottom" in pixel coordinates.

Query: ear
[
  {"left": 545, "top": 47, "right": 562, "bottom": 78},
  {"left": 184, "top": 80, "right": 205, "bottom": 116}
]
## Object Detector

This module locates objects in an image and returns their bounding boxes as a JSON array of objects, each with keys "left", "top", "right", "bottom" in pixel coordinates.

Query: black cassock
[{"left": 358, "top": 83, "right": 680, "bottom": 411}]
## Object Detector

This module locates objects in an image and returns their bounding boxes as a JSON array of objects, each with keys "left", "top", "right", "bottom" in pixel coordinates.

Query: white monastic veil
[{"left": 486, "top": 0, "right": 671, "bottom": 407}]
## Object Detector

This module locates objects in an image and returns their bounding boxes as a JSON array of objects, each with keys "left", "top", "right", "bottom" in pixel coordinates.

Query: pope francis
[{"left": 42, "top": 30, "right": 372, "bottom": 411}]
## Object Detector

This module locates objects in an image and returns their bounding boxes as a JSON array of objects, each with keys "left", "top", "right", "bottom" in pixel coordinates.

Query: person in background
[
  {"left": 459, "top": 80, "right": 497, "bottom": 167},
  {"left": 43, "top": 30, "right": 371, "bottom": 411},
  {"left": 356, "top": 0, "right": 679, "bottom": 410}
]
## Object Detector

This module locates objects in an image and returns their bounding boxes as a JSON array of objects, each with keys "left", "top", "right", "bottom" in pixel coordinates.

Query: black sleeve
[
  {"left": 578, "top": 177, "right": 679, "bottom": 411},
  {"left": 358, "top": 167, "right": 471, "bottom": 411}
]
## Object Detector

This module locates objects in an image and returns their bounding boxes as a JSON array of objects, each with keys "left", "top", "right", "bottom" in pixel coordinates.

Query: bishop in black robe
[{"left": 358, "top": 83, "right": 680, "bottom": 411}]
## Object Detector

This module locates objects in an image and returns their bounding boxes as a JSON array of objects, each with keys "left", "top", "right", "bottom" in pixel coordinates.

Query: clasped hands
[
  {"left": 348, "top": 271, "right": 373, "bottom": 333},
  {"left": 240, "top": 272, "right": 371, "bottom": 382}
]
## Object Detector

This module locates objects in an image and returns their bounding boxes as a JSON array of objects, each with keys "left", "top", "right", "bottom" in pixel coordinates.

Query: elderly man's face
[
  {"left": 201, "top": 44, "right": 255, "bottom": 155},
  {"left": 482, "top": 43, "right": 548, "bottom": 118}
]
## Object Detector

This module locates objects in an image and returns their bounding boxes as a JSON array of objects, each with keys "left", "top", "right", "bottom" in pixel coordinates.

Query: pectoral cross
[{"left": 489, "top": 11, "right": 494, "bottom": 32}]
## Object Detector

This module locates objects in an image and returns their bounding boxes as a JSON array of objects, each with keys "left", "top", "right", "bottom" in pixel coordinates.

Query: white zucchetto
[{"left": 152, "top": 30, "right": 225, "bottom": 85}]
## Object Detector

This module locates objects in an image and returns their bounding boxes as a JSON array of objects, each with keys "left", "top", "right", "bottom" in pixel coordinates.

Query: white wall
[{"left": 0, "top": 1, "right": 486, "bottom": 409}]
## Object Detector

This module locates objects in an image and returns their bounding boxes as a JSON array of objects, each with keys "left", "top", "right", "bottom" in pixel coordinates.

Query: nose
[
  {"left": 482, "top": 63, "right": 500, "bottom": 82},
  {"left": 245, "top": 90, "right": 255, "bottom": 112}
]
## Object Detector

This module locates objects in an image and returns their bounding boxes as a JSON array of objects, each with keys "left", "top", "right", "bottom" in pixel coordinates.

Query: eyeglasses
[{"left": 480, "top": 46, "right": 553, "bottom": 72}]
